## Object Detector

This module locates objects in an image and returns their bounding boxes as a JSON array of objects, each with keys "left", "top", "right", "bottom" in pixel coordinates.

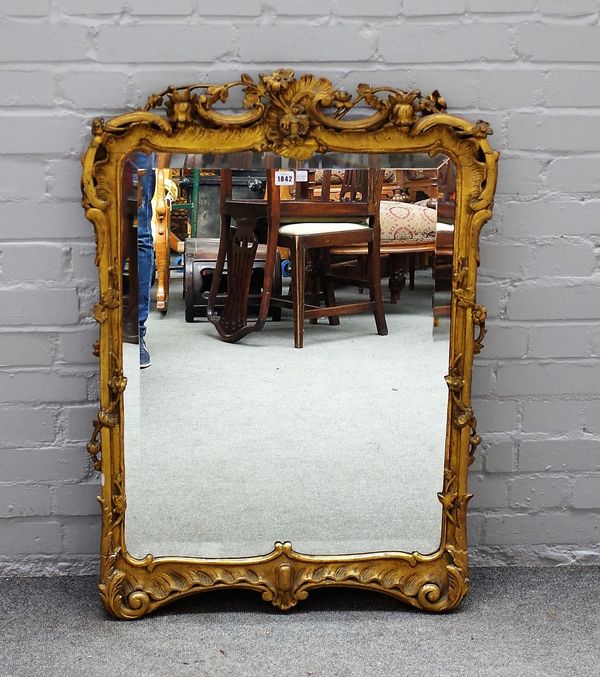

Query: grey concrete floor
[{"left": 1, "top": 567, "right": 599, "bottom": 676}]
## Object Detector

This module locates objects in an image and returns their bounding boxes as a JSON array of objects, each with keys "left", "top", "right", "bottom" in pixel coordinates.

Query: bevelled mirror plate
[{"left": 81, "top": 70, "right": 498, "bottom": 618}]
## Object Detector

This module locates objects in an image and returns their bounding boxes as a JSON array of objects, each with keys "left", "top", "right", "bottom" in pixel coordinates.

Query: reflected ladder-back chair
[{"left": 270, "top": 168, "right": 388, "bottom": 348}]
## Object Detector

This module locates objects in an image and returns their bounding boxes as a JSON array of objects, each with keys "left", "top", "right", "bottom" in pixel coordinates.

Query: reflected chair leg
[
  {"left": 306, "top": 249, "right": 320, "bottom": 325},
  {"left": 369, "top": 241, "right": 388, "bottom": 336},
  {"left": 388, "top": 254, "right": 406, "bottom": 304},
  {"left": 409, "top": 254, "right": 416, "bottom": 290},
  {"left": 154, "top": 231, "right": 169, "bottom": 314},
  {"left": 319, "top": 249, "right": 340, "bottom": 326},
  {"left": 357, "top": 254, "right": 367, "bottom": 294},
  {"left": 291, "top": 237, "right": 305, "bottom": 348}
]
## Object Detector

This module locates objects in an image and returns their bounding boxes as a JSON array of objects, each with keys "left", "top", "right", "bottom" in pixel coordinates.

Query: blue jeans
[{"left": 135, "top": 153, "right": 156, "bottom": 334}]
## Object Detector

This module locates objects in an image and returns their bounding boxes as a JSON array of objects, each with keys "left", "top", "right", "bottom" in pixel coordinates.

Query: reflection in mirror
[{"left": 120, "top": 153, "right": 456, "bottom": 559}]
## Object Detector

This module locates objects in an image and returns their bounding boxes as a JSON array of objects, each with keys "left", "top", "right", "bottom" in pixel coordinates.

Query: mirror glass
[{"left": 119, "top": 151, "right": 456, "bottom": 559}]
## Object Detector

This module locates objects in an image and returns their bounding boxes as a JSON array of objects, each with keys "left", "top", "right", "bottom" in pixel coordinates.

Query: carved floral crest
[{"left": 142, "top": 69, "right": 461, "bottom": 158}]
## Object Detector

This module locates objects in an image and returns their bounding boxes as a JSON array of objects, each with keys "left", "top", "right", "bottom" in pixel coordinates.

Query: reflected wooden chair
[
  {"left": 149, "top": 168, "right": 182, "bottom": 314},
  {"left": 150, "top": 168, "right": 170, "bottom": 313},
  {"left": 269, "top": 168, "right": 388, "bottom": 348},
  {"left": 330, "top": 164, "right": 455, "bottom": 304},
  {"left": 378, "top": 200, "right": 438, "bottom": 302},
  {"left": 330, "top": 199, "right": 438, "bottom": 304}
]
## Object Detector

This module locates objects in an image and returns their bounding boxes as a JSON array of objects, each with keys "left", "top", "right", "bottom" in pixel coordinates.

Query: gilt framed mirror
[{"left": 81, "top": 70, "right": 498, "bottom": 618}]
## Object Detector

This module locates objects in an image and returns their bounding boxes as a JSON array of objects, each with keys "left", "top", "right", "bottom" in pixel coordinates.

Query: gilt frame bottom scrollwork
[
  {"left": 82, "top": 69, "right": 498, "bottom": 618},
  {"left": 100, "top": 543, "right": 468, "bottom": 618}
]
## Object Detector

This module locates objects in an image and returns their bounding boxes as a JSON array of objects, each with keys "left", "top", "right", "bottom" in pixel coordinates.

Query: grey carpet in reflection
[{"left": 124, "top": 271, "right": 449, "bottom": 559}]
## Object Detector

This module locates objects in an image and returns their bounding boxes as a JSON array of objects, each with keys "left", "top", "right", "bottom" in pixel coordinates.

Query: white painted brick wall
[
  {"left": 58, "top": 0, "right": 125, "bottom": 15},
  {"left": 0, "top": 160, "right": 48, "bottom": 200},
  {"left": 380, "top": 24, "right": 515, "bottom": 63},
  {"left": 469, "top": 0, "right": 535, "bottom": 11},
  {"left": 0, "top": 24, "right": 91, "bottom": 62},
  {"left": 0, "top": 0, "right": 51, "bottom": 17},
  {"left": 521, "top": 400, "right": 582, "bottom": 435},
  {"left": 517, "top": 24, "right": 600, "bottom": 62},
  {"left": 547, "top": 157, "right": 600, "bottom": 193},
  {"left": 404, "top": 0, "right": 466, "bottom": 16},
  {"left": 0, "top": 1, "right": 599, "bottom": 575}
]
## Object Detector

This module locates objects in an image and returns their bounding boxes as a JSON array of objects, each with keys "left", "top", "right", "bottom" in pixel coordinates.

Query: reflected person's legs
[{"left": 138, "top": 168, "right": 155, "bottom": 368}]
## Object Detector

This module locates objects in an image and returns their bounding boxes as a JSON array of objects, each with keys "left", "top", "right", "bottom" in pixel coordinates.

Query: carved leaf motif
[
  {"left": 165, "top": 570, "right": 191, "bottom": 592},
  {"left": 445, "top": 373, "right": 463, "bottom": 392},
  {"left": 358, "top": 566, "right": 379, "bottom": 583},
  {"left": 381, "top": 569, "right": 400, "bottom": 589},
  {"left": 456, "top": 407, "right": 475, "bottom": 429},
  {"left": 419, "top": 90, "right": 447, "bottom": 114},
  {"left": 294, "top": 73, "right": 332, "bottom": 100},
  {"left": 438, "top": 492, "right": 459, "bottom": 524},
  {"left": 240, "top": 569, "right": 260, "bottom": 584},
  {"left": 472, "top": 303, "right": 488, "bottom": 355},
  {"left": 293, "top": 567, "right": 307, "bottom": 585},
  {"left": 469, "top": 120, "right": 493, "bottom": 138},
  {"left": 469, "top": 434, "right": 482, "bottom": 464},
  {"left": 99, "top": 571, "right": 124, "bottom": 607},
  {"left": 334, "top": 565, "right": 349, "bottom": 579},
  {"left": 193, "top": 570, "right": 214, "bottom": 587},
  {"left": 260, "top": 69, "right": 295, "bottom": 95},
  {"left": 145, "top": 93, "right": 164, "bottom": 110},
  {"left": 215, "top": 569, "right": 235, "bottom": 584},
  {"left": 446, "top": 565, "right": 467, "bottom": 607},
  {"left": 357, "top": 83, "right": 382, "bottom": 109},
  {"left": 206, "top": 86, "right": 229, "bottom": 107},
  {"left": 149, "top": 576, "right": 173, "bottom": 601},
  {"left": 324, "top": 89, "right": 353, "bottom": 114},
  {"left": 402, "top": 572, "right": 426, "bottom": 595},
  {"left": 270, "top": 137, "right": 319, "bottom": 160},
  {"left": 454, "top": 287, "right": 475, "bottom": 309},
  {"left": 311, "top": 566, "right": 331, "bottom": 582},
  {"left": 243, "top": 89, "right": 260, "bottom": 109}
]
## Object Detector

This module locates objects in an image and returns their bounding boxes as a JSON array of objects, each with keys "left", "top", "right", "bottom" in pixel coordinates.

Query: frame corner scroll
[{"left": 82, "top": 69, "right": 498, "bottom": 618}]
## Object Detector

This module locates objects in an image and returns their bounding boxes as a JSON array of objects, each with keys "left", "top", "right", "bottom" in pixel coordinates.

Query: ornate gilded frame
[{"left": 81, "top": 70, "right": 498, "bottom": 619}]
